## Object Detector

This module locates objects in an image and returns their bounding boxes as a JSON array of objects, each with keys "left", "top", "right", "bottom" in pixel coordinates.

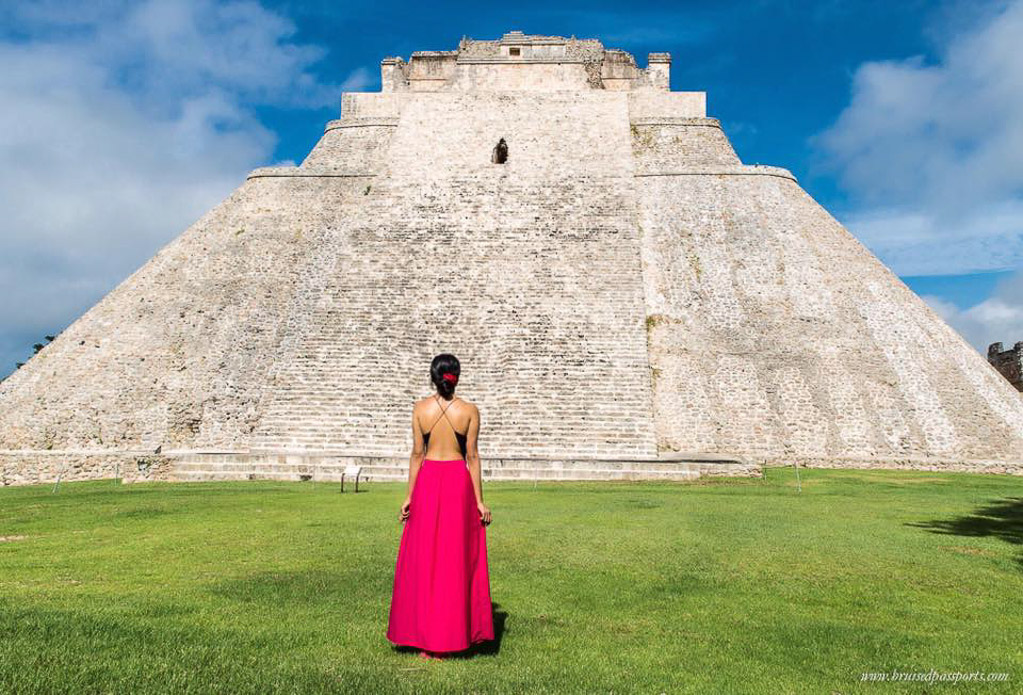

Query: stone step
[
  {"left": 166, "top": 452, "right": 759, "bottom": 482},
  {"left": 169, "top": 467, "right": 700, "bottom": 482},
  {"left": 196, "top": 446, "right": 668, "bottom": 459},
  {"left": 170, "top": 459, "right": 707, "bottom": 474}
]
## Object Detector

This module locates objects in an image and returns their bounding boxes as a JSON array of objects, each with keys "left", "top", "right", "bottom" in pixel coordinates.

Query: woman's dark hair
[{"left": 430, "top": 353, "right": 460, "bottom": 399}]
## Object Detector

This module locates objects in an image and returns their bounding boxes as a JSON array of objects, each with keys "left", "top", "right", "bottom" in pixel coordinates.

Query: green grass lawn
[{"left": 1, "top": 468, "right": 1021, "bottom": 694}]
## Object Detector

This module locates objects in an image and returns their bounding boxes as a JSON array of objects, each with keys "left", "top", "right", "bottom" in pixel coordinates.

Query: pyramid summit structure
[{"left": 3, "top": 31, "right": 1023, "bottom": 485}]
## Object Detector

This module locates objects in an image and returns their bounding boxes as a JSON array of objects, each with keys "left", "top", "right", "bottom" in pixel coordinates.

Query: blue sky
[{"left": 1, "top": 0, "right": 1021, "bottom": 378}]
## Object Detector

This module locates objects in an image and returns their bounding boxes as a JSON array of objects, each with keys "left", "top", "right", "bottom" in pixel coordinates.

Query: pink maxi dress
[{"left": 386, "top": 407, "right": 495, "bottom": 652}]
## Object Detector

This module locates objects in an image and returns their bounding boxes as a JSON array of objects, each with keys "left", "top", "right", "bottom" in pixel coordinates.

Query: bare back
[{"left": 414, "top": 395, "right": 479, "bottom": 462}]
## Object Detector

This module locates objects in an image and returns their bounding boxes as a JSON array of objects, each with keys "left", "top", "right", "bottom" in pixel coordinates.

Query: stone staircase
[
  {"left": 167, "top": 452, "right": 760, "bottom": 483},
  {"left": 248, "top": 173, "right": 660, "bottom": 461}
]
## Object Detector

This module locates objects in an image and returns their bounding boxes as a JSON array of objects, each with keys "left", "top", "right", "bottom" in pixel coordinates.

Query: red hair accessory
[{"left": 441, "top": 372, "right": 458, "bottom": 384}]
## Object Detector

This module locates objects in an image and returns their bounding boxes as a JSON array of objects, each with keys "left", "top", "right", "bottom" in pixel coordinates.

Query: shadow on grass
[
  {"left": 910, "top": 497, "right": 1023, "bottom": 568},
  {"left": 392, "top": 601, "right": 508, "bottom": 659}
]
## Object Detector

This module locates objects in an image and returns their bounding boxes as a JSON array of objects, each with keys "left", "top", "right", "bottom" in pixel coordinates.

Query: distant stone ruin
[
  {"left": 3, "top": 31, "right": 1023, "bottom": 485},
  {"left": 988, "top": 342, "right": 1023, "bottom": 393}
]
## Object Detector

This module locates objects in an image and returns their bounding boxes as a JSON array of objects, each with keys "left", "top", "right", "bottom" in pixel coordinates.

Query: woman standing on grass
[{"left": 386, "top": 353, "right": 494, "bottom": 659}]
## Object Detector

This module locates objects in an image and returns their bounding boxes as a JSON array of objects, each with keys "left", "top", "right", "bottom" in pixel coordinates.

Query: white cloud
[
  {"left": 920, "top": 271, "right": 1023, "bottom": 354},
  {"left": 340, "top": 67, "right": 374, "bottom": 92},
  {"left": 846, "top": 202, "right": 1023, "bottom": 276},
  {"left": 814, "top": 0, "right": 1023, "bottom": 276},
  {"left": 0, "top": 0, "right": 338, "bottom": 375}
]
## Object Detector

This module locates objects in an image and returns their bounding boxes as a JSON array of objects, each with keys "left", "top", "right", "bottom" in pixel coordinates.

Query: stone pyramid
[{"left": 3, "top": 32, "right": 1022, "bottom": 485}]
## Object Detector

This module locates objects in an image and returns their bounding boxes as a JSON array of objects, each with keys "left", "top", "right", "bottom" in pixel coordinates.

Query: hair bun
[{"left": 430, "top": 353, "right": 460, "bottom": 395}]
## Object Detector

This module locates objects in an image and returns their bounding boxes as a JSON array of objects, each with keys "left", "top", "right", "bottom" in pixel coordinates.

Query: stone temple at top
[
  {"left": 2, "top": 32, "right": 1022, "bottom": 485},
  {"left": 377, "top": 31, "right": 673, "bottom": 92}
]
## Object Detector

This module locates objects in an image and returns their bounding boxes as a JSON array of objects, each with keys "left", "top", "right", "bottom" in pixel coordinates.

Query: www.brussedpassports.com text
[{"left": 860, "top": 669, "right": 1009, "bottom": 684}]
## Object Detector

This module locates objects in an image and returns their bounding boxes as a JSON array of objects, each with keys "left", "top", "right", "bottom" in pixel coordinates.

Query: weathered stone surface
[{"left": 2, "top": 32, "right": 1022, "bottom": 485}]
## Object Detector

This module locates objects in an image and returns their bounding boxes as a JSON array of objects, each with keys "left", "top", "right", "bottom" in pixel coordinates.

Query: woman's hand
[
  {"left": 399, "top": 497, "right": 411, "bottom": 524},
  {"left": 477, "top": 501, "right": 491, "bottom": 526}
]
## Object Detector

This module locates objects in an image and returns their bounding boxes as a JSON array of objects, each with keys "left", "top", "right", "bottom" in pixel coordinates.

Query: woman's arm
[
  {"left": 465, "top": 404, "right": 491, "bottom": 525},
  {"left": 400, "top": 402, "right": 425, "bottom": 522}
]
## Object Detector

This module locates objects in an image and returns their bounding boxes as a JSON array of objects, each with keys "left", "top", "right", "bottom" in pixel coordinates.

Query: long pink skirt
[{"left": 386, "top": 459, "right": 495, "bottom": 652}]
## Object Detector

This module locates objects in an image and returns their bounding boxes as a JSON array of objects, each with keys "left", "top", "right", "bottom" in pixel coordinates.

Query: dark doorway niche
[{"left": 492, "top": 138, "right": 508, "bottom": 164}]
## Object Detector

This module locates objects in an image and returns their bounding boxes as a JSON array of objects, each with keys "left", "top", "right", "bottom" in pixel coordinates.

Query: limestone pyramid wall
[
  {"left": 637, "top": 170, "right": 1023, "bottom": 465},
  {"left": 0, "top": 176, "right": 370, "bottom": 452},
  {"left": 3, "top": 32, "right": 1022, "bottom": 485}
]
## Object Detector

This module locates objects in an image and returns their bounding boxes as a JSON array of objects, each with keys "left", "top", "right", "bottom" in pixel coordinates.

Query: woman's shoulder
[{"left": 456, "top": 397, "right": 479, "bottom": 415}]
